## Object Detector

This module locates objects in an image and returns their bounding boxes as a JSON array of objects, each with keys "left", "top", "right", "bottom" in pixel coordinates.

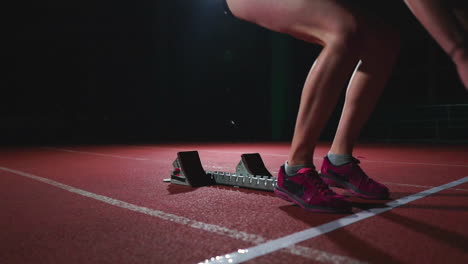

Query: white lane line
[
  {"left": 42, "top": 147, "right": 150, "bottom": 161},
  {"left": 133, "top": 145, "right": 468, "bottom": 168},
  {"left": 0, "top": 166, "right": 363, "bottom": 264},
  {"left": 41, "top": 148, "right": 241, "bottom": 172},
  {"left": 44, "top": 147, "right": 468, "bottom": 168},
  {"left": 201, "top": 176, "right": 468, "bottom": 264},
  {"left": 201, "top": 151, "right": 468, "bottom": 168},
  {"left": 41, "top": 148, "right": 468, "bottom": 191},
  {"left": 144, "top": 148, "right": 468, "bottom": 168},
  {"left": 355, "top": 159, "right": 468, "bottom": 168},
  {"left": 383, "top": 182, "right": 468, "bottom": 192}
]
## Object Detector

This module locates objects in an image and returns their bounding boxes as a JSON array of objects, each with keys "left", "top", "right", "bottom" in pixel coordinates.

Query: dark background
[{"left": 2, "top": 0, "right": 467, "bottom": 145}]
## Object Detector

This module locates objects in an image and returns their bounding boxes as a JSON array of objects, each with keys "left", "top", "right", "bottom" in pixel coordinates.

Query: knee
[
  {"left": 331, "top": 17, "right": 401, "bottom": 61},
  {"left": 326, "top": 15, "right": 401, "bottom": 59},
  {"left": 326, "top": 14, "right": 362, "bottom": 51}
]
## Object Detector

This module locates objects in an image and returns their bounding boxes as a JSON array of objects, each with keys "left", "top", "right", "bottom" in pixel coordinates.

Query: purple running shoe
[
  {"left": 320, "top": 157, "right": 390, "bottom": 200},
  {"left": 275, "top": 166, "right": 352, "bottom": 213}
]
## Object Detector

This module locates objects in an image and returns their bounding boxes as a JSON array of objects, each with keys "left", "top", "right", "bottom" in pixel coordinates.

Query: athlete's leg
[
  {"left": 226, "top": 0, "right": 397, "bottom": 205},
  {"left": 330, "top": 21, "right": 400, "bottom": 155},
  {"left": 317, "top": 19, "right": 399, "bottom": 200},
  {"left": 227, "top": 0, "right": 364, "bottom": 165},
  {"left": 404, "top": 0, "right": 468, "bottom": 89}
]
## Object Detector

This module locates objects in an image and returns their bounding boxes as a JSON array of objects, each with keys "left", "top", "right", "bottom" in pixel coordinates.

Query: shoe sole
[
  {"left": 274, "top": 187, "right": 351, "bottom": 213},
  {"left": 320, "top": 174, "right": 389, "bottom": 200}
]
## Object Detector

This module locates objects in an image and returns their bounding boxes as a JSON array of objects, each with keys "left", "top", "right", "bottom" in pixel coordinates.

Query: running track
[{"left": 1, "top": 142, "right": 467, "bottom": 263}]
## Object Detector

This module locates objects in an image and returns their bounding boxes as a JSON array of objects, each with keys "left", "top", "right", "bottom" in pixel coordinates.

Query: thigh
[{"left": 226, "top": 0, "right": 359, "bottom": 45}]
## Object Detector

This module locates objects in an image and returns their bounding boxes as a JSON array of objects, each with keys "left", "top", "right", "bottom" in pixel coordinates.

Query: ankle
[
  {"left": 328, "top": 146, "right": 352, "bottom": 156},
  {"left": 329, "top": 142, "right": 354, "bottom": 155},
  {"left": 327, "top": 152, "right": 353, "bottom": 166},
  {"left": 284, "top": 161, "right": 315, "bottom": 176},
  {"left": 287, "top": 159, "right": 312, "bottom": 166},
  {"left": 288, "top": 152, "right": 314, "bottom": 166}
]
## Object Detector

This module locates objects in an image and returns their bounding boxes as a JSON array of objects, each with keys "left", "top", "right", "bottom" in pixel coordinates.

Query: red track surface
[{"left": 1, "top": 142, "right": 467, "bottom": 263}]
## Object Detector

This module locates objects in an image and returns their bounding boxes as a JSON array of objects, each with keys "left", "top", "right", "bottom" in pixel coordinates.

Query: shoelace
[
  {"left": 298, "top": 169, "right": 335, "bottom": 195},
  {"left": 311, "top": 176, "right": 335, "bottom": 195},
  {"left": 351, "top": 158, "right": 375, "bottom": 185}
]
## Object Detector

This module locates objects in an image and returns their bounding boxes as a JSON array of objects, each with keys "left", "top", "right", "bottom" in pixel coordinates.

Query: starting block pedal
[
  {"left": 170, "top": 151, "right": 215, "bottom": 187},
  {"left": 168, "top": 151, "right": 277, "bottom": 191}
]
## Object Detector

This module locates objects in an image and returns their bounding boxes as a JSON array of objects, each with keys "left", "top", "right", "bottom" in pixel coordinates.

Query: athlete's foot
[
  {"left": 320, "top": 157, "right": 390, "bottom": 200},
  {"left": 275, "top": 166, "right": 352, "bottom": 213}
]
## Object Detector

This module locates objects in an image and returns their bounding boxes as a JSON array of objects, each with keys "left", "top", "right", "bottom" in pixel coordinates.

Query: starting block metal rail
[{"left": 168, "top": 151, "right": 277, "bottom": 191}]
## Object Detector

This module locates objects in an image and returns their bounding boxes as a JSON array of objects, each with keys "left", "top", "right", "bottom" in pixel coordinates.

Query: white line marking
[
  {"left": 45, "top": 146, "right": 468, "bottom": 168},
  {"left": 0, "top": 166, "right": 363, "bottom": 264},
  {"left": 139, "top": 147, "right": 468, "bottom": 168},
  {"left": 200, "top": 176, "right": 468, "bottom": 264},
  {"left": 42, "top": 147, "right": 150, "bottom": 161},
  {"left": 355, "top": 159, "right": 468, "bottom": 168},
  {"left": 41, "top": 148, "right": 468, "bottom": 191},
  {"left": 383, "top": 182, "right": 468, "bottom": 192},
  {"left": 201, "top": 151, "right": 468, "bottom": 168}
]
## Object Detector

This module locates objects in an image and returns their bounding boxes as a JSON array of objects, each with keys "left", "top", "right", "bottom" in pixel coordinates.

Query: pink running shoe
[
  {"left": 274, "top": 166, "right": 352, "bottom": 213},
  {"left": 320, "top": 157, "right": 390, "bottom": 200}
]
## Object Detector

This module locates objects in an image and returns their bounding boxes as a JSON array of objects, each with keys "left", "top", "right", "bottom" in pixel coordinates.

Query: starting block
[{"left": 169, "top": 151, "right": 277, "bottom": 191}]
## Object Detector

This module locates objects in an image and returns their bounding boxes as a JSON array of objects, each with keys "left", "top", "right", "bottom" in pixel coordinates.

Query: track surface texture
[{"left": 1, "top": 142, "right": 467, "bottom": 264}]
